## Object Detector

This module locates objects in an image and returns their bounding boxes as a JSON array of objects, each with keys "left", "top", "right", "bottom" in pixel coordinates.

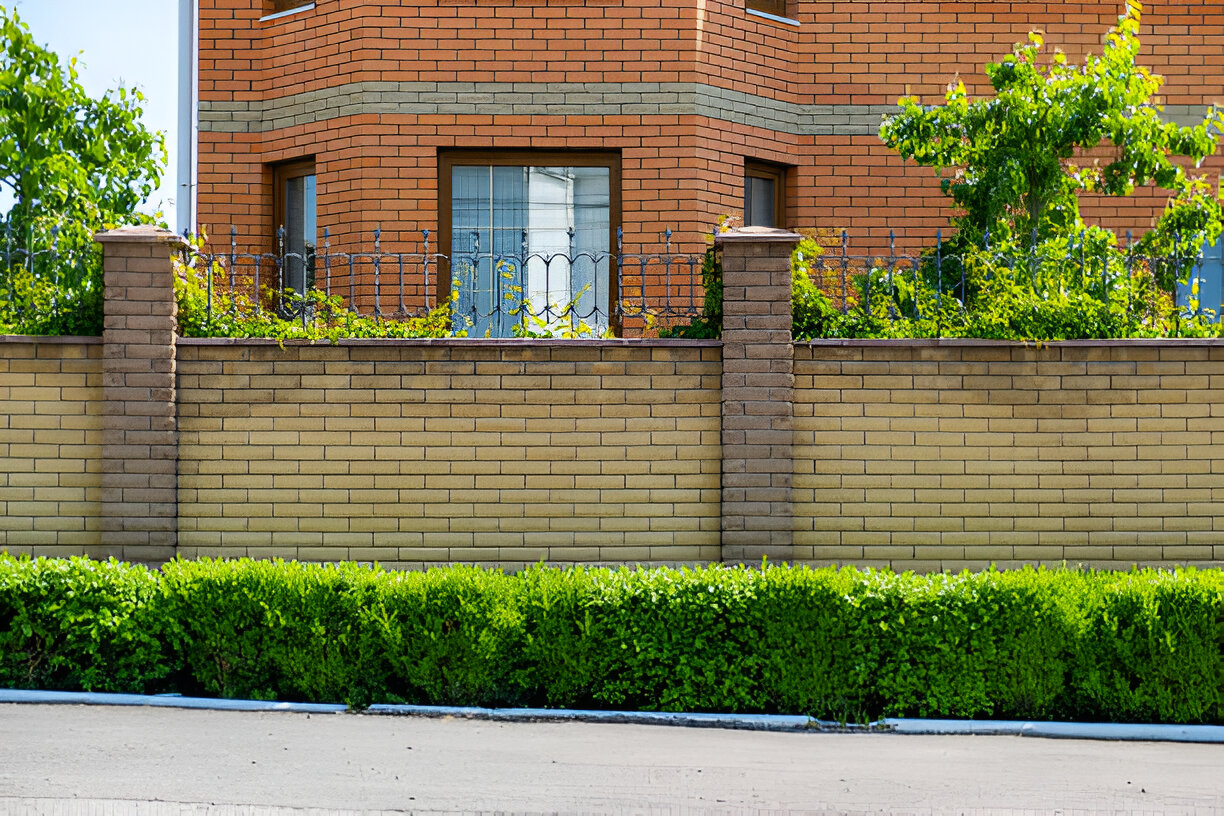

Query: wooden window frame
[
  {"left": 437, "top": 149, "right": 623, "bottom": 327},
  {"left": 272, "top": 158, "right": 316, "bottom": 240},
  {"left": 745, "top": 159, "right": 788, "bottom": 229},
  {"left": 270, "top": 157, "right": 316, "bottom": 304}
]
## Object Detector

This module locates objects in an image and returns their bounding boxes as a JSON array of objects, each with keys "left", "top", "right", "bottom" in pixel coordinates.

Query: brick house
[{"left": 188, "top": 0, "right": 1224, "bottom": 333}]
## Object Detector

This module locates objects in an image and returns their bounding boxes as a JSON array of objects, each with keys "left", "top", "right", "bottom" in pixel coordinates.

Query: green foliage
[
  {"left": 791, "top": 237, "right": 885, "bottom": 339},
  {"left": 795, "top": 3, "right": 1224, "bottom": 342},
  {"left": 658, "top": 246, "right": 722, "bottom": 339},
  {"left": 0, "top": 8, "right": 165, "bottom": 231},
  {"left": 174, "top": 248, "right": 456, "bottom": 341},
  {"left": 879, "top": 1, "right": 1223, "bottom": 250},
  {"left": 791, "top": 230, "right": 1224, "bottom": 341},
  {"left": 1070, "top": 570, "right": 1224, "bottom": 723},
  {"left": 0, "top": 557, "right": 170, "bottom": 692},
  {"left": 2, "top": 555, "right": 1222, "bottom": 723},
  {"left": 858, "top": 569, "right": 1080, "bottom": 719},
  {"left": 0, "top": 239, "right": 103, "bottom": 336},
  {"left": 157, "top": 559, "right": 385, "bottom": 704},
  {"left": 0, "top": 6, "right": 164, "bottom": 336},
  {"left": 499, "top": 263, "right": 609, "bottom": 339},
  {"left": 370, "top": 565, "right": 529, "bottom": 706}
]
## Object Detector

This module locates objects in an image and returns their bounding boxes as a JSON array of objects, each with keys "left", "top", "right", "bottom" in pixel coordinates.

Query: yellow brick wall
[
  {"left": 0, "top": 338, "right": 104, "bottom": 556},
  {"left": 9, "top": 333, "right": 1224, "bottom": 571},
  {"left": 794, "top": 340, "right": 1224, "bottom": 571},
  {"left": 176, "top": 339, "right": 723, "bottom": 567}
]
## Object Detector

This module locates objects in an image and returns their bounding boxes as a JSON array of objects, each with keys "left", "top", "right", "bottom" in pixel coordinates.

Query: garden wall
[
  {"left": 0, "top": 337, "right": 104, "bottom": 555},
  {"left": 176, "top": 339, "right": 723, "bottom": 567},
  {"left": 795, "top": 340, "right": 1224, "bottom": 571},
  {"left": 5, "top": 227, "right": 1224, "bottom": 571}
]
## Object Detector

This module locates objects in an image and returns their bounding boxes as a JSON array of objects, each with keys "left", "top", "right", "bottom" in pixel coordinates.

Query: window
[
  {"left": 744, "top": 160, "right": 787, "bottom": 229},
  {"left": 440, "top": 151, "right": 621, "bottom": 338},
  {"left": 1179, "top": 236, "right": 1224, "bottom": 320},
  {"left": 273, "top": 159, "right": 316, "bottom": 297},
  {"left": 746, "top": 0, "right": 793, "bottom": 19},
  {"left": 267, "top": 0, "right": 312, "bottom": 14}
]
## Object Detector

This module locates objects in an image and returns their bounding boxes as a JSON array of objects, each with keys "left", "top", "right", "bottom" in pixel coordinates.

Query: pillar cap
[
  {"left": 95, "top": 224, "right": 187, "bottom": 247},
  {"left": 714, "top": 226, "right": 803, "bottom": 244}
]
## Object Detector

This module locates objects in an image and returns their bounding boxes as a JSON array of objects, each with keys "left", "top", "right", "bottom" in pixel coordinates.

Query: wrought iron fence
[
  {"left": 0, "top": 222, "right": 103, "bottom": 336},
  {"left": 184, "top": 226, "right": 707, "bottom": 337},
  {"left": 802, "top": 229, "right": 1221, "bottom": 327}
]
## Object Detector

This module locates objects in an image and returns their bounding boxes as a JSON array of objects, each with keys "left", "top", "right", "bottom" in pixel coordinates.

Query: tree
[
  {"left": 879, "top": 0, "right": 1224, "bottom": 253},
  {"left": 0, "top": 5, "right": 165, "bottom": 334}
]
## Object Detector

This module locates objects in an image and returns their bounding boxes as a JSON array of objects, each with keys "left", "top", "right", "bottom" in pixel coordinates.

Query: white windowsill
[
  {"left": 745, "top": 8, "right": 801, "bottom": 27},
  {"left": 260, "top": 3, "right": 315, "bottom": 22}
]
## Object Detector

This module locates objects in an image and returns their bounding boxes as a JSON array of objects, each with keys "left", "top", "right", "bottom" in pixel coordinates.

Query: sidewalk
[{"left": 2, "top": 703, "right": 1223, "bottom": 814}]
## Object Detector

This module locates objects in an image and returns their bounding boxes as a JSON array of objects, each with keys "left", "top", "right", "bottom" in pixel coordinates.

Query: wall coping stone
[
  {"left": 0, "top": 335, "right": 103, "bottom": 345},
  {"left": 715, "top": 226, "right": 804, "bottom": 243},
  {"left": 95, "top": 225, "right": 188, "bottom": 247},
  {"left": 176, "top": 337, "right": 723, "bottom": 348},
  {"left": 802, "top": 337, "right": 1224, "bottom": 348}
]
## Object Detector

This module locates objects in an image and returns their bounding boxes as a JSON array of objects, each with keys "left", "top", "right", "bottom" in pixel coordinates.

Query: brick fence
[
  {"left": 175, "top": 339, "right": 723, "bottom": 567},
  {"left": 2, "top": 225, "right": 1223, "bottom": 569}
]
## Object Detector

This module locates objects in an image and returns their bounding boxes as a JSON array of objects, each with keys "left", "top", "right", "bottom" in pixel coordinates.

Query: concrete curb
[
  {"left": 2, "top": 689, "right": 1222, "bottom": 743},
  {"left": 884, "top": 718, "right": 1224, "bottom": 743},
  {"left": 0, "top": 689, "right": 347, "bottom": 714},
  {"left": 365, "top": 703, "right": 813, "bottom": 732}
]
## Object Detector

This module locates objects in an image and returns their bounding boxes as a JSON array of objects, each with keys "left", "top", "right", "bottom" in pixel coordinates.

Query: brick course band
[
  {"left": 198, "top": 81, "right": 1214, "bottom": 137},
  {"left": 199, "top": 81, "right": 898, "bottom": 136}
]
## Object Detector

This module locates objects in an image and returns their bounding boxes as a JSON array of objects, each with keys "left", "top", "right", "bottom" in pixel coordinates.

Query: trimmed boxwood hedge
[{"left": 0, "top": 556, "right": 1220, "bottom": 723}]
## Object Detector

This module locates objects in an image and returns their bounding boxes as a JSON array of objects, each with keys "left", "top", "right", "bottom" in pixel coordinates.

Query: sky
[{"left": 10, "top": 0, "right": 181, "bottom": 226}]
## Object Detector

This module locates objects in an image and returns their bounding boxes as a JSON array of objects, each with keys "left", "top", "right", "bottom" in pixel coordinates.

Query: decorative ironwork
[
  {"left": 184, "top": 226, "right": 707, "bottom": 336},
  {"left": 802, "top": 229, "right": 1220, "bottom": 326},
  {"left": 0, "top": 222, "right": 103, "bottom": 334}
]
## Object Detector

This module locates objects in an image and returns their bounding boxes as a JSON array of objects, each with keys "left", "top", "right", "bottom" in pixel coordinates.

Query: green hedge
[{"left": 1, "top": 556, "right": 1221, "bottom": 723}]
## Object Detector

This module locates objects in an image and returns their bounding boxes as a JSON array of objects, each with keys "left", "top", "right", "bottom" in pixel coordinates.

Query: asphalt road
[{"left": 1, "top": 703, "right": 1222, "bottom": 814}]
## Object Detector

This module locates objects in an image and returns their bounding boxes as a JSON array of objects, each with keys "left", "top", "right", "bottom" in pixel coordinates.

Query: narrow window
[
  {"left": 273, "top": 159, "right": 317, "bottom": 297},
  {"left": 266, "top": 0, "right": 312, "bottom": 15},
  {"left": 746, "top": 0, "right": 793, "bottom": 19},
  {"left": 745, "top": 160, "right": 787, "bottom": 229},
  {"left": 440, "top": 151, "right": 621, "bottom": 338}
]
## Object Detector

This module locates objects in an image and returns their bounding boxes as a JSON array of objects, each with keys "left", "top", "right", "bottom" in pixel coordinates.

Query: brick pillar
[
  {"left": 717, "top": 226, "right": 801, "bottom": 564},
  {"left": 96, "top": 226, "right": 184, "bottom": 562}
]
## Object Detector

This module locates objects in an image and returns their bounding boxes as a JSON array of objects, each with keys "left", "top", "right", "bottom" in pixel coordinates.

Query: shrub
[
  {"left": 0, "top": 557, "right": 170, "bottom": 691},
  {"left": 0, "top": 555, "right": 1221, "bottom": 724},
  {"left": 157, "top": 559, "right": 385, "bottom": 705},
  {"left": 369, "top": 565, "right": 528, "bottom": 707},
  {"left": 1070, "top": 570, "right": 1224, "bottom": 723}
]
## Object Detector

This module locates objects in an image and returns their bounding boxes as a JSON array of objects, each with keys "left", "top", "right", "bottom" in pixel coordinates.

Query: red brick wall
[{"left": 197, "top": 0, "right": 1224, "bottom": 261}]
